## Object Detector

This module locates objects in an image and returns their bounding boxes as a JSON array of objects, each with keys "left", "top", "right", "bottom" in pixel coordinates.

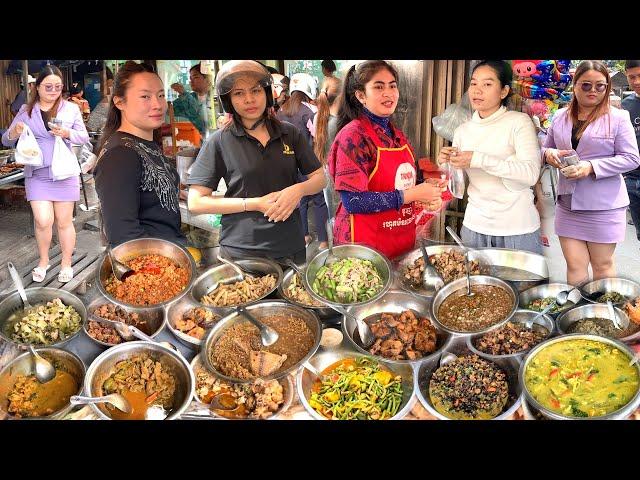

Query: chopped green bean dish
[
  {"left": 312, "top": 258, "right": 383, "bottom": 304},
  {"left": 308, "top": 357, "right": 404, "bottom": 420}
]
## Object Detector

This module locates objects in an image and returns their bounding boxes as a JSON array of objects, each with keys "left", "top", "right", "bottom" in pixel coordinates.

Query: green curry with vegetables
[{"left": 525, "top": 339, "right": 639, "bottom": 418}]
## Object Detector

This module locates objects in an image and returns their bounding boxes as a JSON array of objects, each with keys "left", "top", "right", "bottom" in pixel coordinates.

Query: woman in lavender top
[
  {"left": 542, "top": 60, "right": 640, "bottom": 284},
  {"left": 2, "top": 65, "right": 89, "bottom": 283}
]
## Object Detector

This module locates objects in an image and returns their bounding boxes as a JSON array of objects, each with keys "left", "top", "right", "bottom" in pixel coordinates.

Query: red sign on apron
[{"left": 349, "top": 120, "right": 417, "bottom": 259}]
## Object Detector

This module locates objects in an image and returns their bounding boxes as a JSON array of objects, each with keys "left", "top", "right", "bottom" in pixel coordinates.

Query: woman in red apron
[{"left": 328, "top": 61, "right": 447, "bottom": 259}]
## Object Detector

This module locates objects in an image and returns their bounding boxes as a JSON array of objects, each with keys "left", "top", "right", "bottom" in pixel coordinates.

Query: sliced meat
[{"left": 249, "top": 351, "right": 287, "bottom": 377}]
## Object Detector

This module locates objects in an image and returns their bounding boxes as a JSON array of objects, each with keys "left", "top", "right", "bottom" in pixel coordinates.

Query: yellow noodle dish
[{"left": 525, "top": 338, "right": 639, "bottom": 418}]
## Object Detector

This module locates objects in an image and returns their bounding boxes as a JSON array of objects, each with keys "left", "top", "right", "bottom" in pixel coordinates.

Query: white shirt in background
[{"left": 453, "top": 106, "right": 542, "bottom": 236}]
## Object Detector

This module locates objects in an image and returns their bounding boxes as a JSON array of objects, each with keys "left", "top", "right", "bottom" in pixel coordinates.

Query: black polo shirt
[{"left": 186, "top": 118, "right": 321, "bottom": 259}]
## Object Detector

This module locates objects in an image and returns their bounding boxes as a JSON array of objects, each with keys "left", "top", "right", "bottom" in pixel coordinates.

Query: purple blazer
[
  {"left": 542, "top": 107, "right": 640, "bottom": 210},
  {"left": 1, "top": 100, "right": 89, "bottom": 180}
]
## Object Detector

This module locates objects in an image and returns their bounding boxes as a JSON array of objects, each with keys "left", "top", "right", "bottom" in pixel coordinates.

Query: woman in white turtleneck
[{"left": 438, "top": 60, "right": 543, "bottom": 254}]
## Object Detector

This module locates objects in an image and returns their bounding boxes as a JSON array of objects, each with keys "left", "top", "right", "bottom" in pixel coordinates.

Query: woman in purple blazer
[
  {"left": 2, "top": 66, "right": 89, "bottom": 283},
  {"left": 543, "top": 60, "right": 640, "bottom": 285}
]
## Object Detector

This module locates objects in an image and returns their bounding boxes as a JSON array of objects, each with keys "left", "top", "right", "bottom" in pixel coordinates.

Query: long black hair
[
  {"left": 471, "top": 60, "right": 513, "bottom": 107},
  {"left": 336, "top": 60, "right": 399, "bottom": 133},
  {"left": 97, "top": 61, "right": 160, "bottom": 154}
]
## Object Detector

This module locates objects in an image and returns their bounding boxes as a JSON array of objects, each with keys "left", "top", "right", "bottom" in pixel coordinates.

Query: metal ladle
[
  {"left": 419, "top": 240, "right": 444, "bottom": 294},
  {"left": 446, "top": 226, "right": 474, "bottom": 297},
  {"left": 106, "top": 245, "right": 135, "bottom": 282},
  {"left": 216, "top": 254, "right": 245, "bottom": 283},
  {"left": 8, "top": 262, "right": 56, "bottom": 383},
  {"left": 322, "top": 218, "right": 339, "bottom": 267},
  {"left": 70, "top": 393, "right": 132, "bottom": 413},
  {"left": 237, "top": 305, "right": 279, "bottom": 347},
  {"left": 332, "top": 305, "right": 375, "bottom": 349},
  {"left": 606, "top": 300, "right": 622, "bottom": 330}
]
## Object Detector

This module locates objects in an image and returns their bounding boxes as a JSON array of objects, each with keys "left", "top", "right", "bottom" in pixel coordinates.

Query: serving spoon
[
  {"left": 322, "top": 218, "right": 339, "bottom": 267},
  {"left": 70, "top": 393, "right": 132, "bottom": 413},
  {"left": 236, "top": 306, "right": 279, "bottom": 347},
  {"left": 419, "top": 240, "right": 444, "bottom": 295},
  {"left": 106, "top": 245, "right": 135, "bottom": 282}
]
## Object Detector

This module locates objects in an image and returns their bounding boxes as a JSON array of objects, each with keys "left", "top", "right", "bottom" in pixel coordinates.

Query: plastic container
[{"left": 175, "top": 121, "right": 202, "bottom": 147}]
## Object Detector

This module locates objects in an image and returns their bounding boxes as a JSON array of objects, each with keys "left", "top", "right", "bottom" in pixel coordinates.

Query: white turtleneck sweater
[{"left": 452, "top": 106, "right": 542, "bottom": 236}]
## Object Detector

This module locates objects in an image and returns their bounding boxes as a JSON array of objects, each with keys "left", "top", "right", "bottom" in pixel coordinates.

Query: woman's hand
[
  {"left": 421, "top": 197, "right": 443, "bottom": 212},
  {"left": 560, "top": 160, "right": 593, "bottom": 179},
  {"left": 50, "top": 124, "right": 70, "bottom": 139},
  {"left": 437, "top": 146, "right": 457, "bottom": 165},
  {"left": 405, "top": 181, "right": 446, "bottom": 205},
  {"left": 170, "top": 83, "right": 185, "bottom": 95},
  {"left": 264, "top": 184, "right": 304, "bottom": 222},
  {"left": 544, "top": 148, "right": 573, "bottom": 168},
  {"left": 10, "top": 122, "right": 25, "bottom": 139},
  {"left": 448, "top": 150, "right": 473, "bottom": 169},
  {"left": 254, "top": 191, "right": 280, "bottom": 214}
]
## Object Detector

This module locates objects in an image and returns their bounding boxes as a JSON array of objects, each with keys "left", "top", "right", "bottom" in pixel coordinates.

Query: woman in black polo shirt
[{"left": 186, "top": 60, "right": 326, "bottom": 264}]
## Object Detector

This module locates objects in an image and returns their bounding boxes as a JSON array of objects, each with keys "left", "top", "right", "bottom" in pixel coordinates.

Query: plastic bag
[
  {"left": 431, "top": 93, "right": 472, "bottom": 142},
  {"left": 78, "top": 142, "right": 97, "bottom": 174},
  {"left": 14, "top": 125, "right": 43, "bottom": 166},
  {"left": 51, "top": 136, "right": 80, "bottom": 181},
  {"left": 441, "top": 162, "right": 466, "bottom": 199}
]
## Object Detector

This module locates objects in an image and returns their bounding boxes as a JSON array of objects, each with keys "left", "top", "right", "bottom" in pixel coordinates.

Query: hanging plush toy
[
  {"left": 533, "top": 60, "right": 572, "bottom": 90},
  {"left": 512, "top": 60, "right": 541, "bottom": 79}
]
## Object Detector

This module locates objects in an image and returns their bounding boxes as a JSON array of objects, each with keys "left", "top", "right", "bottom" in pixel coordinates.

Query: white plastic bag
[
  {"left": 14, "top": 125, "right": 43, "bottom": 166},
  {"left": 432, "top": 93, "right": 473, "bottom": 142},
  {"left": 78, "top": 142, "right": 97, "bottom": 174},
  {"left": 51, "top": 136, "right": 80, "bottom": 181}
]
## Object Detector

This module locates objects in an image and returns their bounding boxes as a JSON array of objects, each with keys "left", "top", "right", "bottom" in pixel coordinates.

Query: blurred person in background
[
  {"left": 171, "top": 63, "right": 213, "bottom": 137},
  {"left": 622, "top": 60, "right": 640, "bottom": 242}
]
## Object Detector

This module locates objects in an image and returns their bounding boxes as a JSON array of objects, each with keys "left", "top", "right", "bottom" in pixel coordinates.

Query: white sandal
[
  {"left": 32, "top": 265, "right": 51, "bottom": 283},
  {"left": 58, "top": 267, "right": 74, "bottom": 283}
]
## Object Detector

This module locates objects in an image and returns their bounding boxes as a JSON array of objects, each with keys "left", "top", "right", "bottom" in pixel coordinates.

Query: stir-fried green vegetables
[
  {"left": 9, "top": 298, "right": 82, "bottom": 345},
  {"left": 312, "top": 258, "right": 383, "bottom": 304},
  {"left": 309, "top": 357, "right": 403, "bottom": 420}
]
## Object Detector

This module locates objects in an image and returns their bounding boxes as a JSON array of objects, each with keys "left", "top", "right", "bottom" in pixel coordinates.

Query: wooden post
[{"left": 168, "top": 101, "right": 177, "bottom": 157}]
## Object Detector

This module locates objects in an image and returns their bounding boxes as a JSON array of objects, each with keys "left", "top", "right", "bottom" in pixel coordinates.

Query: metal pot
[
  {"left": 0, "top": 287, "right": 87, "bottom": 348},
  {"left": 466, "top": 309, "right": 555, "bottom": 363},
  {"left": 519, "top": 282, "right": 583, "bottom": 319},
  {"left": 166, "top": 295, "right": 227, "bottom": 350},
  {"left": 188, "top": 354, "right": 294, "bottom": 420},
  {"left": 303, "top": 244, "right": 393, "bottom": 309},
  {"left": 579, "top": 277, "right": 640, "bottom": 307},
  {"left": 415, "top": 336, "right": 523, "bottom": 420},
  {"left": 83, "top": 296, "right": 167, "bottom": 349},
  {"left": 296, "top": 347, "right": 416, "bottom": 420},
  {"left": 556, "top": 303, "right": 639, "bottom": 343},
  {"left": 342, "top": 289, "right": 452, "bottom": 365},
  {"left": 190, "top": 257, "right": 283, "bottom": 309},
  {"left": 201, "top": 300, "right": 322, "bottom": 383},
  {"left": 431, "top": 275, "right": 519, "bottom": 336},
  {"left": 277, "top": 267, "right": 336, "bottom": 320},
  {"left": 520, "top": 334, "right": 640, "bottom": 420},
  {"left": 84, "top": 341, "right": 194, "bottom": 420},
  {"left": 477, "top": 248, "right": 549, "bottom": 292},
  {"left": 0, "top": 347, "right": 85, "bottom": 419},
  {"left": 96, "top": 237, "right": 197, "bottom": 310}
]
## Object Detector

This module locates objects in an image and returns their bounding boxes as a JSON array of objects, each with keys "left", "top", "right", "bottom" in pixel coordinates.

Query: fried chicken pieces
[{"left": 368, "top": 310, "right": 438, "bottom": 360}]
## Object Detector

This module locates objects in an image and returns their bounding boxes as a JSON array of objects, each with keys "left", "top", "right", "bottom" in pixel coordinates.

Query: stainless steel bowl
[
  {"left": 83, "top": 297, "right": 166, "bottom": 349},
  {"left": 580, "top": 277, "right": 640, "bottom": 307},
  {"left": 519, "top": 283, "right": 583, "bottom": 318},
  {"left": 201, "top": 300, "right": 322, "bottom": 383},
  {"left": 415, "top": 336, "right": 523, "bottom": 420},
  {"left": 393, "top": 245, "right": 490, "bottom": 298},
  {"left": 189, "top": 354, "right": 294, "bottom": 419},
  {"left": 96, "top": 237, "right": 197, "bottom": 309},
  {"left": 0, "top": 287, "right": 87, "bottom": 348},
  {"left": 556, "top": 303, "right": 639, "bottom": 343},
  {"left": 303, "top": 244, "right": 393, "bottom": 308},
  {"left": 431, "top": 275, "right": 519, "bottom": 336},
  {"left": 0, "top": 347, "right": 85, "bottom": 419},
  {"left": 190, "top": 257, "right": 283, "bottom": 309},
  {"left": 342, "top": 289, "right": 452, "bottom": 365},
  {"left": 296, "top": 347, "right": 416, "bottom": 420},
  {"left": 478, "top": 247, "right": 549, "bottom": 292},
  {"left": 278, "top": 267, "right": 336, "bottom": 320},
  {"left": 466, "top": 309, "right": 555, "bottom": 363},
  {"left": 84, "top": 341, "right": 194, "bottom": 420},
  {"left": 166, "top": 295, "right": 227, "bottom": 350},
  {"left": 520, "top": 334, "right": 640, "bottom": 420}
]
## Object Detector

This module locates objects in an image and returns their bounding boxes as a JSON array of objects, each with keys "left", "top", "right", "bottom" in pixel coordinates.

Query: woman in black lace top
[{"left": 94, "top": 61, "right": 185, "bottom": 246}]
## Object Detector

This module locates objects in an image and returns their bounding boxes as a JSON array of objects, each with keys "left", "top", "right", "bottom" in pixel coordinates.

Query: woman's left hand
[
  {"left": 448, "top": 150, "right": 473, "bottom": 169},
  {"left": 50, "top": 125, "right": 70, "bottom": 139},
  {"left": 560, "top": 160, "right": 593, "bottom": 179},
  {"left": 264, "top": 184, "right": 304, "bottom": 222}
]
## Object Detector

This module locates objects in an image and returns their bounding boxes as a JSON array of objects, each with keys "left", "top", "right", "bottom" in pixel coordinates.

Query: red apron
[{"left": 349, "top": 120, "right": 416, "bottom": 259}]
